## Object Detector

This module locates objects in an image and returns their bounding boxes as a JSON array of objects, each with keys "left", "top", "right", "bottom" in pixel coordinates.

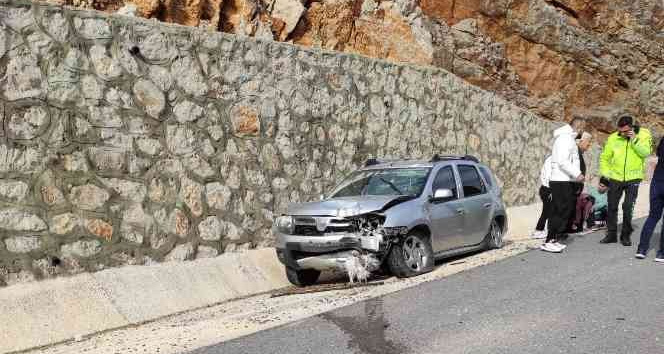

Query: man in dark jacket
[{"left": 636, "top": 137, "right": 664, "bottom": 261}]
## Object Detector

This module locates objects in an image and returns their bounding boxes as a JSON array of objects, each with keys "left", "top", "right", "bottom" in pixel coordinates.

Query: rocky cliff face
[{"left": 52, "top": 0, "right": 664, "bottom": 135}]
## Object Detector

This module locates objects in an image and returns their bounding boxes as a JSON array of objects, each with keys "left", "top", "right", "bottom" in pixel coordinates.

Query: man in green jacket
[{"left": 599, "top": 116, "right": 653, "bottom": 245}]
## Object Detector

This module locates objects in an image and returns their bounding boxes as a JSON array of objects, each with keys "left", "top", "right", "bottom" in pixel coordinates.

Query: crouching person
[
  {"left": 586, "top": 177, "right": 610, "bottom": 230},
  {"left": 571, "top": 177, "right": 609, "bottom": 232}
]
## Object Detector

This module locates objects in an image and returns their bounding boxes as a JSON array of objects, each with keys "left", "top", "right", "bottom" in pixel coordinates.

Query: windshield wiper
[{"left": 377, "top": 177, "right": 404, "bottom": 195}]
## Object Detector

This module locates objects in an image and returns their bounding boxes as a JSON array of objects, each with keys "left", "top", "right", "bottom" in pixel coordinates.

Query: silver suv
[{"left": 274, "top": 155, "right": 507, "bottom": 286}]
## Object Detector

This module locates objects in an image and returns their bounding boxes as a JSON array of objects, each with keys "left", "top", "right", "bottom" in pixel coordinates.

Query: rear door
[
  {"left": 457, "top": 164, "right": 493, "bottom": 245},
  {"left": 427, "top": 165, "right": 465, "bottom": 252}
]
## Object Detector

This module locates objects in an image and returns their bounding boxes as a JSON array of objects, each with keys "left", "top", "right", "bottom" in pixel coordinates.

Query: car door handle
[
  {"left": 483, "top": 203, "right": 492, "bottom": 208},
  {"left": 456, "top": 208, "right": 465, "bottom": 215}
]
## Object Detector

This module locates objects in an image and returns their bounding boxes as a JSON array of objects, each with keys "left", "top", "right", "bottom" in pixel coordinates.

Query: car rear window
[
  {"left": 479, "top": 166, "right": 494, "bottom": 187},
  {"left": 458, "top": 165, "right": 486, "bottom": 197}
]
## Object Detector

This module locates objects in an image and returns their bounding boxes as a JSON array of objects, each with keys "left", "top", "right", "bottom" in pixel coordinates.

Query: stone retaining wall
[{"left": 0, "top": 0, "right": 559, "bottom": 285}]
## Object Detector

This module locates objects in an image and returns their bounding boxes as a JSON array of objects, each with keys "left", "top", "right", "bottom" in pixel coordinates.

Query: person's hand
[
  {"left": 625, "top": 130, "right": 635, "bottom": 139},
  {"left": 576, "top": 174, "right": 585, "bottom": 182}
]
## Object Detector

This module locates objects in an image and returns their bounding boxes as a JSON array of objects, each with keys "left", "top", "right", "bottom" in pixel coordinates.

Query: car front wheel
[
  {"left": 285, "top": 267, "right": 321, "bottom": 287},
  {"left": 387, "top": 231, "right": 434, "bottom": 278}
]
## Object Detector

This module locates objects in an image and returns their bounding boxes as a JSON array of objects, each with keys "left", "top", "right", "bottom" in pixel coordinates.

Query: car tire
[
  {"left": 387, "top": 231, "right": 435, "bottom": 278},
  {"left": 285, "top": 267, "right": 321, "bottom": 287},
  {"left": 485, "top": 219, "right": 504, "bottom": 249}
]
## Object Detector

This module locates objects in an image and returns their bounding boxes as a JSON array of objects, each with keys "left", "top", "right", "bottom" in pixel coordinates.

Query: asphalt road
[{"left": 193, "top": 221, "right": 664, "bottom": 354}]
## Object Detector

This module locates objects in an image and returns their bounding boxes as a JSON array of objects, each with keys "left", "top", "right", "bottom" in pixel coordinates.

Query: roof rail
[
  {"left": 463, "top": 155, "right": 479, "bottom": 163},
  {"left": 364, "top": 158, "right": 380, "bottom": 167},
  {"left": 430, "top": 154, "right": 480, "bottom": 163}
]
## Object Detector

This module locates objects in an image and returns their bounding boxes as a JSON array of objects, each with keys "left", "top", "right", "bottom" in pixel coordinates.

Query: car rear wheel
[
  {"left": 387, "top": 231, "right": 434, "bottom": 278},
  {"left": 285, "top": 267, "right": 321, "bottom": 287},
  {"left": 485, "top": 220, "right": 504, "bottom": 249}
]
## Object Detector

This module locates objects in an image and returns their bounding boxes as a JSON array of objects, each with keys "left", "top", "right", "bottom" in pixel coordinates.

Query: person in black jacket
[{"left": 636, "top": 137, "right": 664, "bottom": 261}]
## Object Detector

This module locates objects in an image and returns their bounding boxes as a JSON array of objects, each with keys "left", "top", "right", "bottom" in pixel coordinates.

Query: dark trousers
[
  {"left": 607, "top": 180, "right": 640, "bottom": 239},
  {"left": 638, "top": 180, "right": 664, "bottom": 256},
  {"left": 547, "top": 181, "right": 576, "bottom": 242},
  {"left": 536, "top": 186, "right": 552, "bottom": 231},
  {"left": 567, "top": 183, "right": 584, "bottom": 231}
]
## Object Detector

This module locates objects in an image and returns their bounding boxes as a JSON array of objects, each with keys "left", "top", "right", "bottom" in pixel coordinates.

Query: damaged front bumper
[
  {"left": 292, "top": 250, "right": 363, "bottom": 271},
  {"left": 274, "top": 231, "right": 387, "bottom": 272}
]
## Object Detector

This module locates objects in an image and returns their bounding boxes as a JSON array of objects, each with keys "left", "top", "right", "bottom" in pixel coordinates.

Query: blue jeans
[{"left": 638, "top": 180, "right": 664, "bottom": 257}]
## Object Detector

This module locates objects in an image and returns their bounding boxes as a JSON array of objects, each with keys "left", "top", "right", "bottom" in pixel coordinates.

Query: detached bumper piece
[{"left": 295, "top": 250, "right": 360, "bottom": 271}]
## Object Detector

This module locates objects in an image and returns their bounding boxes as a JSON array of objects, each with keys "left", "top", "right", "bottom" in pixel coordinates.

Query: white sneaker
[
  {"left": 554, "top": 242, "right": 567, "bottom": 250},
  {"left": 635, "top": 253, "right": 646, "bottom": 259},
  {"left": 540, "top": 242, "right": 563, "bottom": 253},
  {"left": 655, "top": 257, "right": 664, "bottom": 263},
  {"left": 530, "top": 230, "right": 546, "bottom": 239}
]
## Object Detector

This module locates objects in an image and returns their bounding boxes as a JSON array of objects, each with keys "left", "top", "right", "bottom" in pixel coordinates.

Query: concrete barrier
[
  {"left": 0, "top": 185, "right": 654, "bottom": 353},
  {"left": 93, "top": 248, "right": 289, "bottom": 325},
  {"left": 0, "top": 248, "right": 289, "bottom": 353},
  {"left": 0, "top": 274, "right": 128, "bottom": 353}
]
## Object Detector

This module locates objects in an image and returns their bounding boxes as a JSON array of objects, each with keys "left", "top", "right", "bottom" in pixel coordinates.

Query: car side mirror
[
  {"left": 430, "top": 188, "right": 453, "bottom": 202},
  {"left": 319, "top": 194, "right": 325, "bottom": 201}
]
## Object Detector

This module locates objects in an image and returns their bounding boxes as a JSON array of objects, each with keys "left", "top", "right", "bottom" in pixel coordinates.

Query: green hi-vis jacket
[{"left": 600, "top": 128, "right": 653, "bottom": 182}]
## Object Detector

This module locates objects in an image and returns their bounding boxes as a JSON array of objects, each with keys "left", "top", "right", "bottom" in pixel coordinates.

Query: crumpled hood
[
  {"left": 553, "top": 124, "right": 575, "bottom": 139},
  {"left": 287, "top": 195, "right": 413, "bottom": 217}
]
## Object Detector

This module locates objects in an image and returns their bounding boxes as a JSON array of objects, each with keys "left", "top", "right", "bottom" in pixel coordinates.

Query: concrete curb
[
  {"left": 0, "top": 248, "right": 289, "bottom": 354},
  {"left": 0, "top": 274, "right": 128, "bottom": 353},
  {"left": 0, "top": 184, "right": 653, "bottom": 353}
]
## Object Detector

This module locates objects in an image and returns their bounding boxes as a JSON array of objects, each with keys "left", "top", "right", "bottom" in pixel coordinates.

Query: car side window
[
  {"left": 479, "top": 166, "right": 494, "bottom": 187},
  {"left": 458, "top": 165, "right": 486, "bottom": 197},
  {"left": 431, "top": 166, "right": 458, "bottom": 199}
]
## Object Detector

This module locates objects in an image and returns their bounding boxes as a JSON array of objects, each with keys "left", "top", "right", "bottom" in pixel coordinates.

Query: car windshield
[{"left": 329, "top": 168, "right": 431, "bottom": 198}]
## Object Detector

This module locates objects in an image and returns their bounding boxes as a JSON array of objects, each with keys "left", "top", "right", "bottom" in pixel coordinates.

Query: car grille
[{"left": 293, "top": 217, "right": 356, "bottom": 236}]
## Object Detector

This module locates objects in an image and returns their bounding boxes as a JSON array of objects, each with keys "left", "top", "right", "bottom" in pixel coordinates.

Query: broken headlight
[
  {"left": 382, "top": 226, "right": 408, "bottom": 236},
  {"left": 275, "top": 215, "right": 295, "bottom": 235}
]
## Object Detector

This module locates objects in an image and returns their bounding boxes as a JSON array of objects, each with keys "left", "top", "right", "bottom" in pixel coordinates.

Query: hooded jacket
[
  {"left": 550, "top": 124, "right": 581, "bottom": 182},
  {"left": 600, "top": 127, "right": 652, "bottom": 182}
]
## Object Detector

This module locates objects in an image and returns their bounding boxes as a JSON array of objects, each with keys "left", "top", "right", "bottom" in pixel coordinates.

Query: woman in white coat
[{"left": 541, "top": 118, "right": 586, "bottom": 253}]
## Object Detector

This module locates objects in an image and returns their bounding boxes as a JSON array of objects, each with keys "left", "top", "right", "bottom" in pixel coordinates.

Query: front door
[
  {"left": 428, "top": 166, "right": 465, "bottom": 252},
  {"left": 457, "top": 164, "right": 493, "bottom": 245}
]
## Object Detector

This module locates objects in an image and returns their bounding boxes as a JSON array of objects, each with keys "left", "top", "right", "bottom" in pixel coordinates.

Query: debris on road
[
  {"left": 345, "top": 253, "right": 381, "bottom": 284},
  {"left": 270, "top": 281, "right": 386, "bottom": 298}
]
